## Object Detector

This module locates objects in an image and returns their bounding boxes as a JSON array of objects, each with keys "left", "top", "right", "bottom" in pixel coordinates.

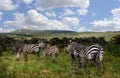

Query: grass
[
  {"left": 2, "top": 31, "right": 120, "bottom": 41},
  {"left": 0, "top": 46, "right": 120, "bottom": 78}
]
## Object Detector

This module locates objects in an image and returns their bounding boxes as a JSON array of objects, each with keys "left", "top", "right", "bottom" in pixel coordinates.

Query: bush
[
  {"left": 111, "top": 35, "right": 120, "bottom": 45},
  {"left": 74, "top": 37, "right": 106, "bottom": 46},
  {"left": 105, "top": 44, "right": 120, "bottom": 57}
]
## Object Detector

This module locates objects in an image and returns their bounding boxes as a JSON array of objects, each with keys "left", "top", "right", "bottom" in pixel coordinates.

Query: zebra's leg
[
  {"left": 36, "top": 52, "right": 40, "bottom": 60},
  {"left": 44, "top": 53, "right": 47, "bottom": 60},
  {"left": 99, "top": 54, "right": 104, "bottom": 73},
  {"left": 52, "top": 53, "right": 54, "bottom": 62},
  {"left": 55, "top": 53, "right": 58, "bottom": 62},
  {"left": 24, "top": 52, "right": 28, "bottom": 61},
  {"left": 80, "top": 57, "right": 85, "bottom": 70},
  {"left": 78, "top": 56, "right": 85, "bottom": 68},
  {"left": 52, "top": 53, "right": 57, "bottom": 62},
  {"left": 93, "top": 59, "right": 98, "bottom": 72},
  {"left": 100, "top": 60, "right": 104, "bottom": 73},
  {"left": 70, "top": 53, "right": 76, "bottom": 73},
  {"left": 85, "top": 59, "right": 89, "bottom": 72},
  {"left": 43, "top": 50, "right": 47, "bottom": 59},
  {"left": 78, "top": 57, "right": 81, "bottom": 68}
]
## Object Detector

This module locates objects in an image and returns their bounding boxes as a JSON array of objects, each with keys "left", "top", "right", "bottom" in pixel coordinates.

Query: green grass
[
  {"left": 2, "top": 31, "right": 120, "bottom": 41},
  {"left": 26, "top": 31, "right": 120, "bottom": 41},
  {"left": 0, "top": 47, "right": 120, "bottom": 78}
]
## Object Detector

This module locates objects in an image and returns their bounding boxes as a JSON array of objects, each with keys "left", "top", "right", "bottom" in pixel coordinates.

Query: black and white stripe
[
  {"left": 16, "top": 42, "right": 45, "bottom": 61},
  {"left": 43, "top": 45, "right": 59, "bottom": 62},
  {"left": 66, "top": 41, "right": 104, "bottom": 72}
]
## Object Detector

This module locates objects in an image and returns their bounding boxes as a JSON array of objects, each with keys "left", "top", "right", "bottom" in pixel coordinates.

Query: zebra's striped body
[
  {"left": 43, "top": 45, "right": 58, "bottom": 62},
  {"left": 23, "top": 44, "right": 40, "bottom": 53},
  {"left": 16, "top": 42, "right": 45, "bottom": 61},
  {"left": 66, "top": 41, "right": 104, "bottom": 72}
]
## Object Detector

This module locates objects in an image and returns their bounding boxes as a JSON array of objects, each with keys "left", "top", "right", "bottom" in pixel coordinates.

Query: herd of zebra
[
  {"left": 15, "top": 40, "right": 104, "bottom": 72},
  {"left": 15, "top": 41, "right": 58, "bottom": 62}
]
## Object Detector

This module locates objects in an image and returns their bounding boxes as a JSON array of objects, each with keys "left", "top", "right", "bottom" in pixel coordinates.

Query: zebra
[
  {"left": 66, "top": 41, "right": 104, "bottom": 72},
  {"left": 66, "top": 42, "right": 81, "bottom": 72},
  {"left": 42, "top": 45, "right": 59, "bottom": 62},
  {"left": 16, "top": 42, "right": 46, "bottom": 61}
]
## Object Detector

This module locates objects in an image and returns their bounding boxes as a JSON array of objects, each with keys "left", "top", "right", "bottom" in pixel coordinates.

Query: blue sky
[{"left": 0, "top": 0, "right": 120, "bottom": 32}]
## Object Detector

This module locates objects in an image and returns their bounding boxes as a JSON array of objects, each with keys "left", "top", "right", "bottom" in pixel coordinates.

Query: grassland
[
  {"left": 1, "top": 31, "right": 120, "bottom": 41},
  {"left": 0, "top": 45, "right": 120, "bottom": 78},
  {"left": 0, "top": 31, "right": 120, "bottom": 78}
]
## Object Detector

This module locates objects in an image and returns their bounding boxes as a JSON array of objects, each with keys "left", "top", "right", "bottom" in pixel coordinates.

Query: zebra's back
[
  {"left": 23, "top": 44, "right": 40, "bottom": 53},
  {"left": 46, "top": 46, "right": 58, "bottom": 55}
]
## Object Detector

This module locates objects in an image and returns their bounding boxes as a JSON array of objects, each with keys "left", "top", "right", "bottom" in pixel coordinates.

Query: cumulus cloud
[
  {"left": 63, "top": 9, "right": 75, "bottom": 16},
  {"left": 36, "top": 0, "right": 89, "bottom": 10},
  {"left": 77, "top": 9, "right": 88, "bottom": 15},
  {"left": 0, "top": 0, "right": 18, "bottom": 11},
  {"left": 78, "top": 26, "right": 87, "bottom": 32},
  {"left": 22, "top": 0, "right": 34, "bottom": 4},
  {"left": 111, "top": 8, "right": 120, "bottom": 17},
  {"left": 45, "top": 11, "right": 56, "bottom": 18},
  {"left": 0, "top": 12, "right": 3, "bottom": 20},
  {"left": 3, "top": 13, "right": 25, "bottom": 30},
  {"left": 63, "top": 17, "right": 79, "bottom": 26},
  {"left": 91, "top": 8, "right": 120, "bottom": 31},
  {"left": 3, "top": 9, "right": 70, "bottom": 32}
]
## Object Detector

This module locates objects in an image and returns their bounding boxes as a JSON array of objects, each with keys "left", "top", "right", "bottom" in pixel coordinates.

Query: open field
[
  {"left": 1, "top": 31, "right": 120, "bottom": 41},
  {"left": 1, "top": 45, "right": 120, "bottom": 78},
  {"left": 0, "top": 31, "right": 120, "bottom": 78}
]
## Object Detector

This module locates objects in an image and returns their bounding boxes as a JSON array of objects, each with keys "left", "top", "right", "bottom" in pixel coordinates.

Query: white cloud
[
  {"left": 0, "top": 12, "right": 3, "bottom": 20},
  {"left": 63, "top": 17, "right": 79, "bottom": 26},
  {"left": 78, "top": 26, "right": 87, "bottom": 32},
  {"left": 91, "top": 8, "right": 120, "bottom": 31},
  {"left": 22, "top": 0, "right": 34, "bottom": 4},
  {"left": 45, "top": 11, "right": 56, "bottom": 18},
  {"left": 36, "top": 0, "right": 90, "bottom": 10},
  {"left": 0, "top": 0, "right": 18, "bottom": 11},
  {"left": 3, "top": 13, "right": 25, "bottom": 29},
  {"left": 3, "top": 9, "right": 70, "bottom": 32},
  {"left": 77, "top": 9, "right": 88, "bottom": 15},
  {"left": 0, "top": 27, "right": 16, "bottom": 33},
  {"left": 63, "top": 9, "right": 74, "bottom": 16},
  {"left": 111, "top": 8, "right": 120, "bottom": 17},
  {"left": 92, "top": 19, "right": 112, "bottom": 27}
]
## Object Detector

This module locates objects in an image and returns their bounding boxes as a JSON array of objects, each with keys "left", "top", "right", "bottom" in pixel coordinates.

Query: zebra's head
[
  {"left": 66, "top": 41, "right": 78, "bottom": 54},
  {"left": 16, "top": 47, "right": 22, "bottom": 61},
  {"left": 66, "top": 44, "right": 73, "bottom": 53},
  {"left": 38, "top": 42, "right": 46, "bottom": 49},
  {"left": 16, "top": 53, "right": 20, "bottom": 61}
]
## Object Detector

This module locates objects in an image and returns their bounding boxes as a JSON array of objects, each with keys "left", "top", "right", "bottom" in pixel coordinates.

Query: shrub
[
  {"left": 105, "top": 44, "right": 120, "bottom": 57},
  {"left": 111, "top": 35, "right": 120, "bottom": 45}
]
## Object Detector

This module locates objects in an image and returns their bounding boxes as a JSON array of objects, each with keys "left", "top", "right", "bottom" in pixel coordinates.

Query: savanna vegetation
[{"left": 0, "top": 31, "right": 120, "bottom": 78}]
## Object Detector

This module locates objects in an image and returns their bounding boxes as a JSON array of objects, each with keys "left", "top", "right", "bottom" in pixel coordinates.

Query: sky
[{"left": 0, "top": 0, "right": 120, "bottom": 33}]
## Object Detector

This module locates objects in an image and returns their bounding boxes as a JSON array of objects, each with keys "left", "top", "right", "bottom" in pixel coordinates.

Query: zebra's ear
[{"left": 69, "top": 40, "right": 72, "bottom": 43}]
